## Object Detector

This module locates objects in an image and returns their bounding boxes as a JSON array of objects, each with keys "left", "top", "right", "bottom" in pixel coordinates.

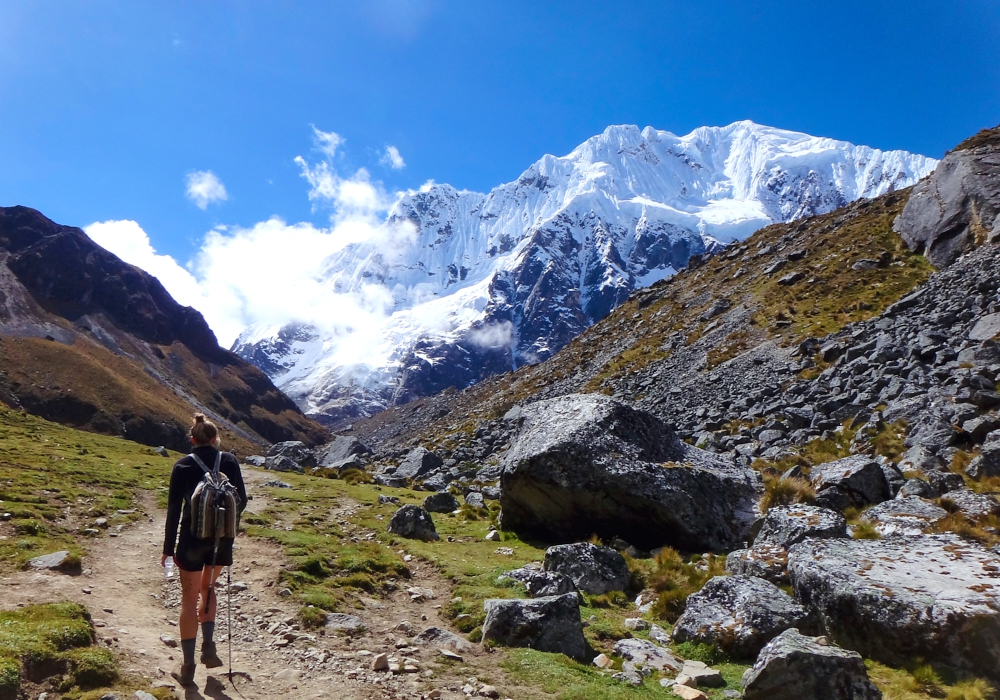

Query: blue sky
[{"left": 1, "top": 1, "right": 998, "bottom": 275}]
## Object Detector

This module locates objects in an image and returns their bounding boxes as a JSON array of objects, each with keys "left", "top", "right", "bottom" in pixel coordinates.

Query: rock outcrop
[
  {"left": 499, "top": 394, "right": 761, "bottom": 551},
  {"left": 861, "top": 496, "right": 947, "bottom": 536},
  {"left": 788, "top": 535, "right": 1000, "bottom": 678},
  {"left": 672, "top": 575, "right": 814, "bottom": 659},
  {"left": 481, "top": 593, "right": 587, "bottom": 660},
  {"left": 741, "top": 629, "right": 882, "bottom": 700},
  {"left": 894, "top": 127, "right": 1000, "bottom": 267}
]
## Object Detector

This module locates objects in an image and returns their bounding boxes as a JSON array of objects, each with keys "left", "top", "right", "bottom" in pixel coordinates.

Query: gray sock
[
  {"left": 201, "top": 621, "right": 215, "bottom": 645},
  {"left": 181, "top": 638, "right": 196, "bottom": 665}
]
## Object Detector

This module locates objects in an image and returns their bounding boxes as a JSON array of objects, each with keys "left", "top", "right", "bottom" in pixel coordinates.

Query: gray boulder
[
  {"left": 672, "top": 575, "right": 814, "bottom": 659},
  {"left": 500, "top": 565, "right": 576, "bottom": 597},
  {"left": 386, "top": 505, "right": 439, "bottom": 541},
  {"left": 741, "top": 629, "right": 882, "bottom": 700},
  {"left": 321, "top": 455, "right": 365, "bottom": 473},
  {"left": 396, "top": 447, "right": 444, "bottom": 483},
  {"left": 422, "top": 492, "right": 460, "bottom": 513},
  {"left": 940, "top": 488, "right": 1000, "bottom": 519},
  {"left": 244, "top": 455, "right": 266, "bottom": 467},
  {"left": 544, "top": 542, "right": 630, "bottom": 595},
  {"left": 726, "top": 543, "right": 790, "bottom": 585},
  {"left": 612, "top": 638, "right": 683, "bottom": 672},
  {"left": 317, "top": 435, "right": 371, "bottom": 466},
  {"left": 265, "top": 441, "right": 316, "bottom": 472},
  {"left": 411, "top": 626, "right": 474, "bottom": 653},
  {"left": 325, "top": 613, "right": 365, "bottom": 634},
  {"left": 810, "top": 455, "right": 889, "bottom": 511},
  {"left": 788, "top": 535, "right": 1000, "bottom": 678},
  {"left": 481, "top": 593, "right": 587, "bottom": 660},
  {"left": 967, "top": 442, "right": 1000, "bottom": 479},
  {"left": 28, "top": 550, "right": 79, "bottom": 573},
  {"left": 755, "top": 505, "right": 847, "bottom": 549},
  {"left": 500, "top": 394, "right": 761, "bottom": 551},
  {"left": 464, "top": 491, "right": 485, "bottom": 508},
  {"left": 896, "top": 478, "right": 935, "bottom": 499},
  {"left": 926, "top": 470, "right": 965, "bottom": 495},
  {"left": 861, "top": 496, "right": 947, "bottom": 536},
  {"left": 893, "top": 136, "right": 1000, "bottom": 267}
]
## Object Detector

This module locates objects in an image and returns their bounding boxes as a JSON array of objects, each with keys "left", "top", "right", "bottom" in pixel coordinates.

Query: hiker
[{"left": 162, "top": 413, "right": 247, "bottom": 687}]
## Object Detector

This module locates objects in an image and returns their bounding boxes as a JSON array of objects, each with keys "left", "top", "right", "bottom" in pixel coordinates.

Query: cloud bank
[
  {"left": 185, "top": 170, "right": 228, "bottom": 209},
  {"left": 87, "top": 129, "right": 410, "bottom": 350}
]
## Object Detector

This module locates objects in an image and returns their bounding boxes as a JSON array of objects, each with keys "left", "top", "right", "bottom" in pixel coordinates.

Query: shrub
[
  {"left": 851, "top": 522, "right": 882, "bottom": 540},
  {"left": 647, "top": 548, "right": 725, "bottom": 622},
  {"left": 69, "top": 647, "right": 118, "bottom": 688},
  {"left": 759, "top": 475, "right": 816, "bottom": 513}
]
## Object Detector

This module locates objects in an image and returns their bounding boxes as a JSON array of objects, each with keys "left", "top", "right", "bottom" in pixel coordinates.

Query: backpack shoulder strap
[{"left": 190, "top": 454, "right": 212, "bottom": 474}]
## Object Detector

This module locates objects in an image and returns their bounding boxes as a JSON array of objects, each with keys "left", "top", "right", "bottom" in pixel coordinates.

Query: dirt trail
[{"left": 0, "top": 468, "right": 511, "bottom": 700}]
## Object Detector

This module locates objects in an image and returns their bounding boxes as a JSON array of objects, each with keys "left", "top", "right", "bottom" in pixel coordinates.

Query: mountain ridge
[
  {"left": 0, "top": 205, "right": 328, "bottom": 453},
  {"left": 234, "top": 121, "right": 937, "bottom": 427}
]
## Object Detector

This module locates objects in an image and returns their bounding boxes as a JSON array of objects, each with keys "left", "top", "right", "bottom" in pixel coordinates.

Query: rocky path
[{"left": 0, "top": 469, "right": 512, "bottom": 700}]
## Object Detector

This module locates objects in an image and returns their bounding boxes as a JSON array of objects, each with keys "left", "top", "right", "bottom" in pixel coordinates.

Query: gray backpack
[{"left": 190, "top": 452, "right": 241, "bottom": 540}]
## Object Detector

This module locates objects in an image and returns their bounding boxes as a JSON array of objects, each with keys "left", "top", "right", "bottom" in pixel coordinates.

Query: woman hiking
[{"left": 161, "top": 414, "right": 247, "bottom": 687}]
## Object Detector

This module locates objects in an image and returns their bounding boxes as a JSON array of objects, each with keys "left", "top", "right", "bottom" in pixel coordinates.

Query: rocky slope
[
  {"left": 0, "top": 206, "right": 328, "bottom": 453},
  {"left": 234, "top": 121, "right": 935, "bottom": 427}
]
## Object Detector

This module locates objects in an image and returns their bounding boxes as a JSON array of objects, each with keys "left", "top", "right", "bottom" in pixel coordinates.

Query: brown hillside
[{"left": 0, "top": 206, "right": 328, "bottom": 453}]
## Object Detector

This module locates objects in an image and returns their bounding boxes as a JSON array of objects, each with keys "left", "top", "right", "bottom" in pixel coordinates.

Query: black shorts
[{"left": 175, "top": 530, "right": 235, "bottom": 572}]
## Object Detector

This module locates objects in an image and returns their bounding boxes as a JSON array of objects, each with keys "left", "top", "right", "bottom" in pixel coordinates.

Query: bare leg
[
  {"left": 198, "top": 565, "right": 223, "bottom": 623},
  {"left": 179, "top": 568, "right": 202, "bottom": 640}
]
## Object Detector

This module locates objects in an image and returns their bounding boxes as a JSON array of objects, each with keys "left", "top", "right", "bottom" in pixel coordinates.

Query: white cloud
[
  {"left": 185, "top": 170, "right": 228, "bottom": 210},
  {"left": 311, "top": 127, "right": 344, "bottom": 159},
  {"left": 380, "top": 145, "right": 405, "bottom": 170},
  {"left": 87, "top": 128, "right": 415, "bottom": 350},
  {"left": 84, "top": 220, "right": 207, "bottom": 310},
  {"left": 467, "top": 321, "right": 513, "bottom": 348}
]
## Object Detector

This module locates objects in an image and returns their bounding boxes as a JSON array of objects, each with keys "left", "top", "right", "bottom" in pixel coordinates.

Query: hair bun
[{"left": 194, "top": 413, "right": 206, "bottom": 424}]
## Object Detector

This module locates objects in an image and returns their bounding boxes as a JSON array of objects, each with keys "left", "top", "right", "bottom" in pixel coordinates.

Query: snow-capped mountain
[{"left": 233, "top": 120, "right": 937, "bottom": 426}]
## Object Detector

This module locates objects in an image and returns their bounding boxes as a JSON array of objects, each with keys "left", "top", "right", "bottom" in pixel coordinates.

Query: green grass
[
  {"left": 0, "top": 602, "right": 116, "bottom": 696},
  {"left": 866, "top": 659, "right": 999, "bottom": 700},
  {"left": 0, "top": 404, "right": 179, "bottom": 572},
  {"left": 500, "top": 648, "right": 749, "bottom": 700}
]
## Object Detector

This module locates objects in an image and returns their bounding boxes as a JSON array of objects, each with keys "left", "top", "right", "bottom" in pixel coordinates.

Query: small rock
[
  {"left": 372, "top": 653, "right": 389, "bottom": 671},
  {"left": 592, "top": 653, "right": 613, "bottom": 669},
  {"left": 439, "top": 648, "right": 463, "bottom": 661},
  {"left": 672, "top": 685, "right": 708, "bottom": 700},
  {"left": 479, "top": 685, "right": 499, "bottom": 698},
  {"left": 134, "top": 693, "right": 157, "bottom": 700},
  {"left": 159, "top": 635, "right": 177, "bottom": 648},
  {"left": 154, "top": 446, "right": 169, "bottom": 457},
  {"left": 485, "top": 529, "right": 501, "bottom": 542},
  {"left": 623, "top": 618, "right": 649, "bottom": 631}
]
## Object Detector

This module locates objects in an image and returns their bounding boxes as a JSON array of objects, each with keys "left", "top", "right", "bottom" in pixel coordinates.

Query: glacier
[{"left": 233, "top": 120, "right": 937, "bottom": 426}]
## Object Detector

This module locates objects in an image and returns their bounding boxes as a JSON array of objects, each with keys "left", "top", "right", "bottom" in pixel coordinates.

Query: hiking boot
[
  {"left": 171, "top": 662, "right": 197, "bottom": 686},
  {"left": 200, "top": 641, "right": 224, "bottom": 669}
]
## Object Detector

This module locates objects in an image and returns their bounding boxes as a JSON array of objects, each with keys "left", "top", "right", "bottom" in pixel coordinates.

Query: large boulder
[
  {"left": 860, "top": 496, "right": 948, "bottom": 536},
  {"left": 500, "top": 564, "right": 576, "bottom": 597},
  {"left": 317, "top": 435, "right": 371, "bottom": 466},
  {"left": 422, "top": 492, "right": 460, "bottom": 513},
  {"left": 499, "top": 394, "right": 761, "bottom": 551},
  {"left": 265, "top": 441, "right": 316, "bottom": 472},
  {"left": 672, "top": 575, "right": 814, "bottom": 659},
  {"left": 755, "top": 505, "right": 847, "bottom": 548},
  {"left": 893, "top": 133, "right": 1000, "bottom": 267},
  {"left": 543, "top": 542, "right": 630, "bottom": 595},
  {"left": 810, "top": 455, "right": 890, "bottom": 511},
  {"left": 375, "top": 447, "right": 444, "bottom": 487},
  {"left": 481, "top": 593, "right": 586, "bottom": 660},
  {"left": 788, "top": 535, "right": 1000, "bottom": 678},
  {"left": 741, "top": 629, "right": 882, "bottom": 700},
  {"left": 386, "top": 505, "right": 439, "bottom": 541}
]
